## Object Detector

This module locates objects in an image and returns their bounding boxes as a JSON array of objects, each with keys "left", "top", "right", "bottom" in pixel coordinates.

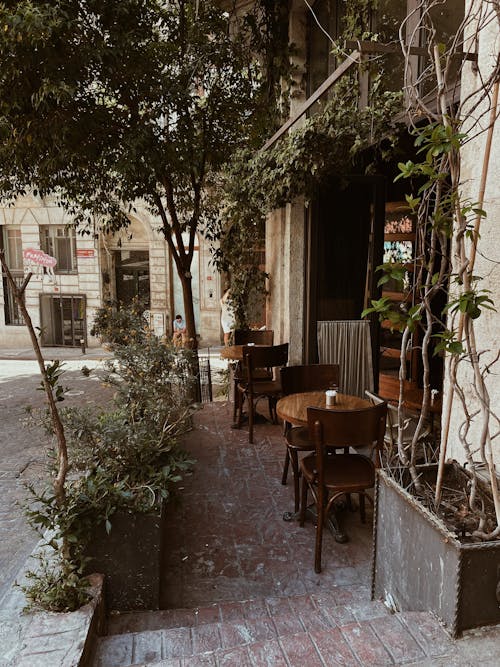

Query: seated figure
[{"left": 172, "top": 314, "right": 187, "bottom": 347}]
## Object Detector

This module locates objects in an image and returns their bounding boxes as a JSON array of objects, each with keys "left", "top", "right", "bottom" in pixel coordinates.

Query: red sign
[
  {"left": 76, "top": 249, "right": 95, "bottom": 258},
  {"left": 23, "top": 248, "right": 57, "bottom": 268}
]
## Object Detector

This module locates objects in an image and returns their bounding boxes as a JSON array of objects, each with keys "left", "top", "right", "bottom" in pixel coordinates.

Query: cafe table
[
  {"left": 276, "top": 390, "right": 372, "bottom": 543},
  {"left": 276, "top": 390, "right": 371, "bottom": 426},
  {"left": 220, "top": 343, "right": 271, "bottom": 362},
  {"left": 220, "top": 344, "right": 246, "bottom": 362}
]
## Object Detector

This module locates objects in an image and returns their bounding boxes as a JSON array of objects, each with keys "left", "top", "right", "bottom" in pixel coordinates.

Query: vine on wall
[{"left": 216, "top": 0, "right": 401, "bottom": 327}]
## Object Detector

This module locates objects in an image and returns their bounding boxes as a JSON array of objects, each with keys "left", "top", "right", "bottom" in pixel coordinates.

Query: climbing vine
[
  {"left": 216, "top": 76, "right": 401, "bottom": 316},
  {"left": 215, "top": 1, "right": 401, "bottom": 326},
  {"left": 362, "top": 1, "right": 500, "bottom": 539}
]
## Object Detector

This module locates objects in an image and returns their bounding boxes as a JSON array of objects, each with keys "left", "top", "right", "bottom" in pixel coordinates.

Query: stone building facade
[{"left": 0, "top": 196, "right": 223, "bottom": 348}]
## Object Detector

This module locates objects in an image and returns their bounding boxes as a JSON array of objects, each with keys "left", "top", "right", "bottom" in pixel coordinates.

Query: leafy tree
[{"left": 0, "top": 0, "right": 265, "bottom": 347}]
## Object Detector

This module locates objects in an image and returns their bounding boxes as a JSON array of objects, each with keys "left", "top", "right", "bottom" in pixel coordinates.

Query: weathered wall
[
  {"left": 445, "top": 1, "right": 500, "bottom": 467},
  {"left": 266, "top": 0, "right": 308, "bottom": 363},
  {"left": 1, "top": 197, "right": 223, "bottom": 348}
]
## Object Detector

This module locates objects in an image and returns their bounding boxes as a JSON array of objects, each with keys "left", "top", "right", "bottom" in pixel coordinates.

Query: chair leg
[
  {"left": 232, "top": 378, "right": 238, "bottom": 422},
  {"left": 299, "top": 475, "right": 308, "bottom": 527},
  {"left": 359, "top": 493, "right": 366, "bottom": 523},
  {"left": 281, "top": 448, "right": 290, "bottom": 485},
  {"left": 290, "top": 449, "right": 300, "bottom": 513},
  {"left": 314, "top": 490, "right": 325, "bottom": 574},
  {"left": 346, "top": 493, "right": 353, "bottom": 511},
  {"left": 236, "top": 391, "right": 244, "bottom": 429},
  {"left": 248, "top": 400, "right": 254, "bottom": 443},
  {"left": 268, "top": 397, "right": 278, "bottom": 423}
]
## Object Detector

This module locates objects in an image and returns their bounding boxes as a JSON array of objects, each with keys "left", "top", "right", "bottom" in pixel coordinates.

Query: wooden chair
[
  {"left": 231, "top": 330, "right": 274, "bottom": 421},
  {"left": 365, "top": 390, "right": 431, "bottom": 465},
  {"left": 280, "top": 364, "right": 340, "bottom": 512},
  {"left": 236, "top": 343, "right": 289, "bottom": 443},
  {"left": 299, "top": 402, "right": 387, "bottom": 573}
]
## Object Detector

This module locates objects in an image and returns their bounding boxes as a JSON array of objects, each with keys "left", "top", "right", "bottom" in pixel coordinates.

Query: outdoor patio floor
[
  {"left": 98, "top": 400, "right": 500, "bottom": 666},
  {"left": 159, "top": 400, "right": 373, "bottom": 609}
]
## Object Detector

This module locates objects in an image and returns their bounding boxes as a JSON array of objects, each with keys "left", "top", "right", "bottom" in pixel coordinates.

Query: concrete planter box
[
  {"left": 85, "top": 505, "right": 165, "bottom": 612},
  {"left": 10, "top": 573, "right": 105, "bottom": 667},
  {"left": 372, "top": 465, "right": 500, "bottom": 637}
]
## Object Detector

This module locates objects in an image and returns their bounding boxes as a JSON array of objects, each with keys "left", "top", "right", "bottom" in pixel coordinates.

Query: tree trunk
[{"left": 179, "top": 270, "right": 197, "bottom": 350}]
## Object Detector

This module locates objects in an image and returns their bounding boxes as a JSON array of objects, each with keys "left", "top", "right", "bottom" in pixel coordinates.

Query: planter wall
[
  {"left": 372, "top": 465, "right": 500, "bottom": 637},
  {"left": 85, "top": 506, "right": 165, "bottom": 612}
]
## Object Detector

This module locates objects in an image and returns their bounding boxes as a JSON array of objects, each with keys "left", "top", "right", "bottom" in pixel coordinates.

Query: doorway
[
  {"left": 115, "top": 250, "right": 150, "bottom": 307},
  {"left": 40, "top": 295, "right": 86, "bottom": 347},
  {"left": 305, "top": 176, "right": 385, "bottom": 371}
]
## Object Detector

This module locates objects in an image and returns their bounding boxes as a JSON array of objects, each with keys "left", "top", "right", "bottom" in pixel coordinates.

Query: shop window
[
  {"left": 40, "top": 225, "right": 77, "bottom": 273},
  {"left": 39, "top": 294, "right": 86, "bottom": 346}
]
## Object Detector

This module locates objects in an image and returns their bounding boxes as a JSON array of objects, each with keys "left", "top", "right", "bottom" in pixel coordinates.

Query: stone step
[
  {"left": 94, "top": 591, "right": 456, "bottom": 666},
  {"left": 106, "top": 589, "right": 366, "bottom": 636}
]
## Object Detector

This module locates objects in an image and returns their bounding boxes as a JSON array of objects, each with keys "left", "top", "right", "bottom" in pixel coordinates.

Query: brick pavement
[
  {"left": 0, "top": 361, "right": 114, "bottom": 605},
  {"left": 94, "top": 402, "right": 500, "bottom": 666},
  {"left": 2, "top": 370, "right": 500, "bottom": 666}
]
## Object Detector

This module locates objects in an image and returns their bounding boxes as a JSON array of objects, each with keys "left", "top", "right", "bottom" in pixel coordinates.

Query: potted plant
[
  {"left": 76, "top": 331, "right": 196, "bottom": 610},
  {"left": 18, "top": 303, "right": 195, "bottom": 613},
  {"left": 363, "top": 4, "right": 500, "bottom": 637}
]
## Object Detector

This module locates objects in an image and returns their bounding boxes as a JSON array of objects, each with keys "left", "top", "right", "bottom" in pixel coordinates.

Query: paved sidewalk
[
  {"left": 0, "top": 345, "right": 113, "bottom": 361},
  {"left": 2, "top": 364, "right": 499, "bottom": 666},
  {"left": 0, "top": 362, "right": 115, "bottom": 607}
]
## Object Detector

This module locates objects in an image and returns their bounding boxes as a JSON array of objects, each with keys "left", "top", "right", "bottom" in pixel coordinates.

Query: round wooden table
[
  {"left": 276, "top": 391, "right": 372, "bottom": 427},
  {"left": 220, "top": 345, "right": 245, "bottom": 361},
  {"left": 220, "top": 344, "right": 269, "bottom": 362}
]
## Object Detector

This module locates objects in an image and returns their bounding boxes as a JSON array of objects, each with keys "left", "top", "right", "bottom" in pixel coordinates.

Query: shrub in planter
[{"left": 22, "top": 332, "right": 196, "bottom": 612}]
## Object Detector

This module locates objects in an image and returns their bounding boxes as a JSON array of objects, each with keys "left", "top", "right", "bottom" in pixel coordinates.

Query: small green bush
[
  {"left": 90, "top": 299, "right": 149, "bottom": 347},
  {"left": 22, "top": 313, "right": 196, "bottom": 611}
]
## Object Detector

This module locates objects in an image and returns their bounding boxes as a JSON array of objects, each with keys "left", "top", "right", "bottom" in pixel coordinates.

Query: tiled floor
[{"left": 159, "top": 401, "right": 374, "bottom": 610}]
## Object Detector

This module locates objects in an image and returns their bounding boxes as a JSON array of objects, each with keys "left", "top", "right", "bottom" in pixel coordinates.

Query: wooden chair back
[
  {"left": 234, "top": 329, "right": 274, "bottom": 346},
  {"left": 243, "top": 343, "right": 289, "bottom": 382},
  {"left": 307, "top": 403, "right": 387, "bottom": 466},
  {"left": 280, "top": 364, "right": 340, "bottom": 396}
]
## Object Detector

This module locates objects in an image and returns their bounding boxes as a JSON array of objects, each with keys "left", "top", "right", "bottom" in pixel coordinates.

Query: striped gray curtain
[{"left": 317, "top": 320, "right": 374, "bottom": 398}]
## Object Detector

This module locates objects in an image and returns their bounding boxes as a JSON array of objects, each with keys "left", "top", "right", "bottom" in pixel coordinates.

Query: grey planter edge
[{"left": 371, "top": 465, "right": 500, "bottom": 638}]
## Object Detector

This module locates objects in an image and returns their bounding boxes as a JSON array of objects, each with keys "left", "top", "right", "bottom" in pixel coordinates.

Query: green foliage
[
  {"left": 0, "top": 0, "right": 282, "bottom": 342},
  {"left": 240, "top": 1, "right": 293, "bottom": 141},
  {"left": 445, "top": 289, "right": 496, "bottom": 320},
  {"left": 22, "top": 308, "right": 195, "bottom": 611},
  {"left": 433, "top": 329, "right": 465, "bottom": 356},
  {"left": 376, "top": 262, "right": 407, "bottom": 288},
  {"left": 227, "top": 76, "right": 401, "bottom": 214},
  {"left": 37, "top": 360, "right": 67, "bottom": 402},
  {"left": 367, "top": 118, "right": 495, "bottom": 374},
  {"left": 90, "top": 299, "right": 149, "bottom": 347},
  {"left": 20, "top": 555, "right": 91, "bottom": 613},
  {"left": 103, "top": 334, "right": 198, "bottom": 433},
  {"left": 339, "top": 0, "right": 379, "bottom": 40},
  {"left": 215, "top": 71, "right": 402, "bottom": 324}
]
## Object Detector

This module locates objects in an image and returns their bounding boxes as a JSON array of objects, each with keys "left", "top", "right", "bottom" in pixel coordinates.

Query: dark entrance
[
  {"left": 40, "top": 295, "right": 86, "bottom": 347},
  {"left": 115, "top": 250, "right": 150, "bottom": 307},
  {"left": 305, "top": 175, "right": 385, "bottom": 372}
]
